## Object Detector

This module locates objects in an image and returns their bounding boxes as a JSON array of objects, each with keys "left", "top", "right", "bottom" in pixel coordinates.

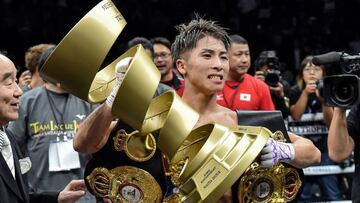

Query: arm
[
  {"left": 290, "top": 91, "right": 308, "bottom": 120},
  {"left": 322, "top": 105, "right": 333, "bottom": 126},
  {"left": 288, "top": 132, "right": 321, "bottom": 168},
  {"left": 73, "top": 57, "right": 132, "bottom": 154},
  {"left": 73, "top": 103, "right": 116, "bottom": 154},
  {"left": 327, "top": 107, "right": 354, "bottom": 162},
  {"left": 260, "top": 132, "right": 320, "bottom": 168},
  {"left": 290, "top": 81, "right": 317, "bottom": 121}
]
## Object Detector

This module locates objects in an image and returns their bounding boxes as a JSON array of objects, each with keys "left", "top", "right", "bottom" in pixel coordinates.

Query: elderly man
[{"left": 0, "top": 53, "right": 86, "bottom": 203}]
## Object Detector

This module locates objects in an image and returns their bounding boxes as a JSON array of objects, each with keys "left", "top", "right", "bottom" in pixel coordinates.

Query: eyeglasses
[
  {"left": 154, "top": 52, "right": 171, "bottom": 59},
  {"left": 303, "top": 64, "right": 322, "bottom": 72}
]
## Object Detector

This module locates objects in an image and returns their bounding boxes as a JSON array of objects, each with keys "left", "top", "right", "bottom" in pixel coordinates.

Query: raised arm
[
  {"left": 73, "top": 57, "right": 132, "bottom": 154},
  {"left": 327, "top": 107, "right": 354, "bottom": 162}
]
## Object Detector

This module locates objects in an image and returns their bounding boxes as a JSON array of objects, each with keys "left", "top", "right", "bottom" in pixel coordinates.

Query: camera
[
  {"left": 265, "top": 69, "right": 281, "bottom": 87},
  {"left": 316, "top": 79, "right": 324, "bottom": 97},
  {"left": 256, "top": 50, "right": 281, "bottom": 87},
  {"left": 312, "top": 52, "right": 360, "bottom": 107}
]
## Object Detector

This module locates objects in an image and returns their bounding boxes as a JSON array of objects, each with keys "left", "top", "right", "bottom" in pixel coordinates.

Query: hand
[
  {"left": 254, "top": 70, "right": 265, "bottom": 81},
  {"left": 102, "top": 198, "right": 113, "bottom": 203},
  {"left": 269, "top": 82, "right": 284, "bottom": 98},
  {"left": 57, "top": 179, "right": 87, "bottom": 203},
  {"left": 18, "top": 70, "right": 31, "bottom": 88},
  {"left": 260, "top": 138, "right": 295, "bottom": 168},
  {"left": 105, "top": 57, "right": 132, "bottom": 108},
  {"left": 304, "top": 80, "right": 317, "bottom": 95}
]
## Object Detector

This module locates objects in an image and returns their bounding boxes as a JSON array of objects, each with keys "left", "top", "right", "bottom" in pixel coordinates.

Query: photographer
[
  {"left": 328, "top": 105, "right": 359, "bottom": 202},
  {"left": 288, "top": 56, "right": 342, "bottom": 201},
  {"left": 319, "top": 51, "right": 360, "bottom": 202},
  {"left": 254, "top": 50, "right": 291, "bottom": 118}
]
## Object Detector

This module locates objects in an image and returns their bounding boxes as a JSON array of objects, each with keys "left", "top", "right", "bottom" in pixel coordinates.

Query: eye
[
  {"left": 221, "top": 55, "right": 228, "bottom": 61},
  {"left": 203, "top": 54, "right": 211, "bottom": 58},
  {"left": 4, "top": 79, "right": 13, "bottom": 86}
]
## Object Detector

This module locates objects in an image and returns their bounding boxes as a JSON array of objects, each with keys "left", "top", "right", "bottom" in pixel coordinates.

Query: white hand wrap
[
  {"left": 105, "top": 57, "right": 132, "bottom": 108},
  {"left": 260, "top": 138, "right": 295, "bottom": 168}
]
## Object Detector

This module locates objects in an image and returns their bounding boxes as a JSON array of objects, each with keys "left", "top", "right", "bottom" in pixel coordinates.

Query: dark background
[{"left": 1, "top": 0, "right": 360, "bottom": 83}]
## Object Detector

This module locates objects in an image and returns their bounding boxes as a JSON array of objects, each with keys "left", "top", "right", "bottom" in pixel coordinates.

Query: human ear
[{"left": 176, "top": 59, "right": 186, "bottom": 75}]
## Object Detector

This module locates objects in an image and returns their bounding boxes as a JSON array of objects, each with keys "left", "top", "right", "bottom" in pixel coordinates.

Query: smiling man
[
  {"left": 0, "top": 53, "right": 86, "bottom": 203},
  {"left": 152, "top": 36, "right": 184, "bottom": 94},
  {"left": 217, "top": 35, "right": 275, "bottom": 111}
]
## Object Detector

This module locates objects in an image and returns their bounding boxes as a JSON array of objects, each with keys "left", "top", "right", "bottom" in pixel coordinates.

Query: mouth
[
  {"left": 208, "top": 74, "right": 223, "bottom": 82},
  {"left": 238, "top": 66, "right": 247, "bottom": 71},
  {"left": 10, "top": 102, "right": 19, "bottom": 108},
  {"left": 155, "top": 63, "right": 166, "bottom": 68}
]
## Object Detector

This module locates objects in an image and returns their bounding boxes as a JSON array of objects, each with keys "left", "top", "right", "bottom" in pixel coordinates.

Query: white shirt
[{"left": 0, "top": 128, "right": 15, "bottom": 179}]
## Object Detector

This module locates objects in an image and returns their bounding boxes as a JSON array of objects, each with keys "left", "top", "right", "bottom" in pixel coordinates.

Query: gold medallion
[
  {"left": 113, "top": 129, "right": 156, "bottom": 162},
  {"left": 86, "top": 166, "right": 162, "bottom": 203},
  {"left": 237, "top": 131, "right": 302, "bottom": 203},
  {"left": 238, "top": 162, "right": 301, "bottom": 203}
]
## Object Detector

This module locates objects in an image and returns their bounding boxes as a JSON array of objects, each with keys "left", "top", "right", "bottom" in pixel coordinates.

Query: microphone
[{"left": 312, "top": 51, "right": 341, "bottom": 65}]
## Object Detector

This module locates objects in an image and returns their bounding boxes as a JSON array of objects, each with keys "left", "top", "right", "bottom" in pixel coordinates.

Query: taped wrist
[{"left": 105, "top": 57, "right": 132, "bottom": 107}]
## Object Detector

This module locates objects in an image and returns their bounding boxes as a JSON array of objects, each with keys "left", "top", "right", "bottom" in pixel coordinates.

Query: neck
[
  {"left": 228, "top": 72, "right": 245, "bottom": 82},
  {"left": 30, "top": 72, "right": 45, "bottom": 89},
  {"left": 160, "top": 70, "right": 174, "bottom": 83},
  {"left": 182, "top": 87, "right": 218, "bottom": 115}
]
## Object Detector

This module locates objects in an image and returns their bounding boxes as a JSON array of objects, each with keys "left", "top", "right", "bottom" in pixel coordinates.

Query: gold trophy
[{"left": 41, "top": 0, "right": 302, "bottom": 202}]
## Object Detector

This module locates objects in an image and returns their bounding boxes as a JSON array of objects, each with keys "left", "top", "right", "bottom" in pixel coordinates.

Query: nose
[
  {"left": 14, "top": 83, "right": 23, "bottom": 97},
  {"left": 309, "top": 68, "right": 315, "bottom": 74},
  {"left": 212, "top": 56, "right": 224, "bottom": 71}
]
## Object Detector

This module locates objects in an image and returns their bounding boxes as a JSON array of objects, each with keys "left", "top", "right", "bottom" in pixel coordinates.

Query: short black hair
[
  {"left": 172, "top": 16, "right": 230, "bottom": 66},
  {"left": 127, "top": 37, "right": 154, "bottom": 56},
  {"left": 229, "top": 34, "right": 248, "bottom": 44},
  {"left": 151, "top": 37, "right": 172, "bottom": 50},
  {"left": 254, "top": 50, "right": 278, "bottom": 71},
  {"left": 38, "top": 46, "right": 56, "bottom": 70}
]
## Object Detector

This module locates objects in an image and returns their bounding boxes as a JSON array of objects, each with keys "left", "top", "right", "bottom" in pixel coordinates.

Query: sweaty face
[
  {"left": 229, "top": 43, "right": 251, "bottom": 78},
  {"left": 153, "top": 43, "right": 172, "bottom": 77},
  {"left": 180, "top": 36, "right": 229, "bottom": 95},
  {"left": 0, "top": 56, "right": 23, "bottom": 126}
]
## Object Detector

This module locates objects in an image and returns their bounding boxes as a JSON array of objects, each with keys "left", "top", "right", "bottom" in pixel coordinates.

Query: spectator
[
  {"left": 0, "top": 52, "right": 86, "bottom": 203},
  {"left": 217, "top": 35, "right": 275, "bottom": 110},
  {"left": 288, "top": 56, "right": 342, "bottom": 201},
  {"left": 151, "top": 36, "right": 184, "bottom": 94},
  {"left": 18, "top": 43, "right": 55, "bottom": 93},
  {"left": 6, "top": 47, "right": 97, "bottom": 203},
  {"left": 254, "top": 50, "right": 291, "bottom": 118},
  {"left": 127, "top": 37, "right": 154, "bottom": 58}
]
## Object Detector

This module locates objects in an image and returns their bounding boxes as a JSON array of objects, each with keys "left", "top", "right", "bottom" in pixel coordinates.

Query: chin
[{"left": 7, "top": 114, "right": 19, "bottom": 122}]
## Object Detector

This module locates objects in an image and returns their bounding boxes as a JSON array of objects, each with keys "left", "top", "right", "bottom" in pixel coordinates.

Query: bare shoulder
[{"left": 219, "top": 105, "right": 238, "bottom": 127}]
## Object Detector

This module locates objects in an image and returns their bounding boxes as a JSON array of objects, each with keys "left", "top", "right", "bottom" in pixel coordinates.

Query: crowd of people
[{"left": 0, "top": 14, "right": 359, "bottom": 203}]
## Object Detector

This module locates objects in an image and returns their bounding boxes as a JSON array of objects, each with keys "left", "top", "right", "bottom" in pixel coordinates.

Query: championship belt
[
  {"left": 235, "top": 110, "right": 303, "bottom": 202},
  {"left": 40, "top": 1, "right": 297, "bottom": 202},
  {"left": 237, "top": 131, "right": 301, "bottom": 203},
  {"left": 87, "top": 166, "right": 162, "bottom": 203}
]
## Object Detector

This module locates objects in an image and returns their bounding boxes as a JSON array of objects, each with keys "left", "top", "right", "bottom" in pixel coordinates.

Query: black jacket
[{"left": 0, "top": 129, "right": 58, "bottom": 203}]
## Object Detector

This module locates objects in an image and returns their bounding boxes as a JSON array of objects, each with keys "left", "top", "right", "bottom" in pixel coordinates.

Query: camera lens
[
  {"left": 330, "top": 81, "right": 356, "bottom": 106},
  {"left": 265, "top": 70, "right": 280, "bottom": 87}
]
